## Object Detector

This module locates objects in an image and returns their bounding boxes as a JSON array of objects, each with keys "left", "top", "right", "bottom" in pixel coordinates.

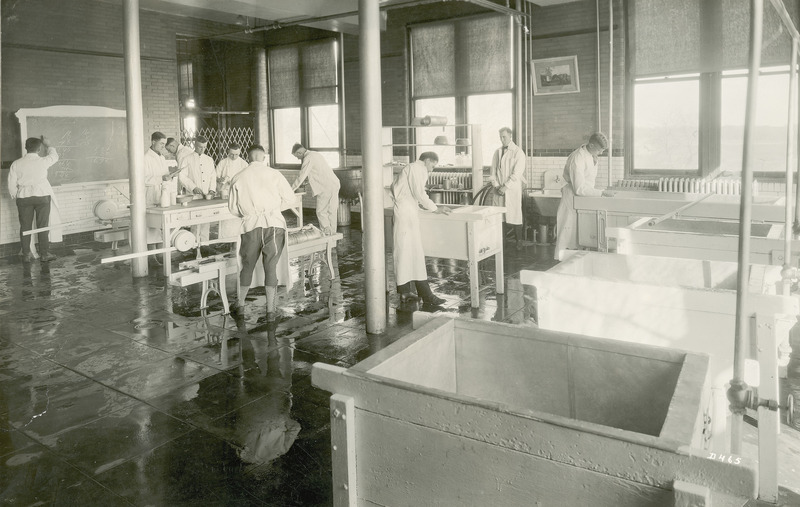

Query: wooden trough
[
  {"left": 312, "top": 317, "right": 758, "bottom": 507},
  {"left": 520, "top": 251, "right": 798, "bottom": 451}
]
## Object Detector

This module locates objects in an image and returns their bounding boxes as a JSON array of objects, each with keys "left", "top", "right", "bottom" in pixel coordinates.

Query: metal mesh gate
[{"left": 181, "top": 127, "right": 255, "bottom": 162}]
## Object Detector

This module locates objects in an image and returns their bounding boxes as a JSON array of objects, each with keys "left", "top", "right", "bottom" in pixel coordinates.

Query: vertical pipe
[
  {"left": 521, "top": 2, "right": 528, "bottom": 158},
  {"left": 123, "top": 0, "right": 148, "bottom": 278},
  {"left": 514, "top": 1, "right": 524, "bottom": 142},
  {"left": 729, "top": 0, "right": 763, "bottom": 455},
  {"left": 596, "top": 0, "right": 602, "bottom": 132},
  {"left": 339, "top": 33, "right": 348, "bottom": 168},
  {"left": 528, "top": 1, "right": 534, "bottom": 161},
  {"left": 607, "top": 0, "right": 613, "bottom": 188},
  {"left": 783, "top": 40, "right": 797, "bottom": 292},
  {"left": 254, "top": 47, "right": 270, "bottom": 149},
  {"left": 359, "top": 0, "right": 386, "bottom": 334}
]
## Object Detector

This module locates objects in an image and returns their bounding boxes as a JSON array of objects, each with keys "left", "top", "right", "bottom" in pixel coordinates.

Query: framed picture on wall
[{"left": 531, "top": 56, "right": 580, "bottom": 95}]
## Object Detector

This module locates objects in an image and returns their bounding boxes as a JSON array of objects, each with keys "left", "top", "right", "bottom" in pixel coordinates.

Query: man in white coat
[
  {"left": 228, "top": 144, "right": 297, "bottom": 323},
  {"left": 165, "top": 137, "right": 194, "bottom": 167},
  {"left": 554, "top": 132, "right": 613, "bottom": 261},
  {"left": 179, "top": 135, "right": 216, "bottom": 243},
  {"left": 143, "top": 132, "right": 171, "bottom": 206},
  {"left": 291, "top": 143, "right": 341, "bottom": 235},
  {"left": 216, "top": 143, "right": 249, "bottom": 242},
  {"left": 391, "top": 152, "right": 451, "bottom": 307},
  {"left": 490, "top": 127, "right": 527, "bottom": 249}
]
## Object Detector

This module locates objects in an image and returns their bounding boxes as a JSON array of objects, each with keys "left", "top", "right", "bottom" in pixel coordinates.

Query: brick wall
[
  {"left": 529, "top": 1, "right": 625, "bottom": 153},
  {"left": 0, "top": 0, "right": 258, "bottom": 252}
]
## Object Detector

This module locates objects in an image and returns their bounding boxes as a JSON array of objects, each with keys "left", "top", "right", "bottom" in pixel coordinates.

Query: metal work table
[
  {"left": 145, "top": 193, "right": 304, "bottom": 277},
  {"left": 385, "top": 204, "right": 506, "bottom": 308}
]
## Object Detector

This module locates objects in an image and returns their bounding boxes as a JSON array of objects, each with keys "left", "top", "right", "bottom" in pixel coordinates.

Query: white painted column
[
  {"left": 254, "top": 47, "right": 270, "bottom": 150},
  {"left": 359, "top": 0, "right": 387, "bottom": 334},
  {"left": 123, "top": 0, "right": 148, "bottom": 277}
]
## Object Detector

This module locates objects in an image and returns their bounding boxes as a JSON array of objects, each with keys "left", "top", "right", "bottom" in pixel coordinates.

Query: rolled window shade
[
  {"left": 411, "top": 14, "right": 512, "bottom": 98},
  {"left": 722, "top": 0, "right": 798, "bottom": 70},
  {"left": 268, "top": 38, "right": 338, "bottom": 108},
  {"left": 268, "top": 45, "right": 300, "bottom": 108},
  {"left": 302, "top": 40, "right": 338, "bottom": 105},
  {"left": 631, "top": 0, "right": 702, "bottom": 77}
]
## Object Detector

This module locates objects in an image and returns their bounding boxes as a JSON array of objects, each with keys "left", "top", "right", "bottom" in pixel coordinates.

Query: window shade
[
  {"left": 632, "top": 0, "right": 800, "bottom": 77},
  {"left": 411, "top": 14, "right": 512, "bottom": 98},
  {"left": 268, "top": 39, "right": 338, "bottom": 108}
]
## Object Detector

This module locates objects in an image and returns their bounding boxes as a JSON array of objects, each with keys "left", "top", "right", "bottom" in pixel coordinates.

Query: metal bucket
[
  {"left": 430, "top": 192, "right": 443, "bottom": 204},
  {"left": 338, "top": 199, "right": 352, "bottom": 226}
]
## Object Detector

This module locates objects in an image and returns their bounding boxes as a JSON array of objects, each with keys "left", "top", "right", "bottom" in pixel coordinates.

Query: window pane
[
  {"left": 273, "top": 108, "right": 301, "bottom": 165},
  {"left": 467, "top": 93, "right": 513, "bottom": 167},
  {"left": 316, "top": 150, "right": 341, "bottom": 169},
  {"left": 633, "top": 79, "right": 699, "bottom": 171},
  {"left": 414, "top": 97, "right": 456, "bottom": 165},
  {"left": 721, "top": 74, "right": 790, "bottom": 175},
  {"left": 309, "top": 104, "right": 340, "bottom": 150}
]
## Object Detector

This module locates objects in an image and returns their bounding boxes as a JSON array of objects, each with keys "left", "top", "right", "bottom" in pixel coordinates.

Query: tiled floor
[{"left": 1, "top": 216, "right": 799, "bottom": 506}]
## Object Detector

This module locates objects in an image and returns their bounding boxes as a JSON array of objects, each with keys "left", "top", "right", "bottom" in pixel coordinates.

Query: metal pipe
[
  {"left": 783, "top": 40, "right": 797, "bottom": 290},
  {"left": 514, "top": 0, "right": 524, "bottom": 145},
  {"left": 729, "top": 0, "right": 763, "bottom": 455},
  {"left": 521, "top": 0, "right": 528, "bottom": 158},
  {"left": 527, "top": 0, "right": 534, "bottom": 163},
  {"left": 122, "top": 0, "right": 148, "bottom": 278},
  {"left": 254, "top": 47, "right": 270, "bottom": 149},
  {"left": 359, "top": 0, "right": 387, "bottom": 334},
  {"left": 606, "top": 0, "right": 613, "bottom": 188},
  {"left": 596, "top": 0, "right": 602, "bottom": 132},
  {"left": 339, "top": 33, "right": 348, "bottom": 168}
]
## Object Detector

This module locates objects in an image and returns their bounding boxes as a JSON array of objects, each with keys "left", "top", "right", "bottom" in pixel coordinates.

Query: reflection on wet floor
[{"left": 1, "top": 217, "right": 799, "bottom": 505}]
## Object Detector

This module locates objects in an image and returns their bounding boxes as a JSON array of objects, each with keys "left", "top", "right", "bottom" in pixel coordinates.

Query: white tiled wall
[
  {"left": 524, "top": 156, "right": 626, "bottom": 190},
  {"left": 1, "top": 178, "right": 130, "bottom": 245}
]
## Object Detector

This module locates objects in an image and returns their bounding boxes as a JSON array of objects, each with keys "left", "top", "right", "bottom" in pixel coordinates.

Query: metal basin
[
  {"left": 524, "top": 189, "right": 561, "bottom": 217},
  {"left": 334, "top": 168, "right": 362, "bottom": 200}
]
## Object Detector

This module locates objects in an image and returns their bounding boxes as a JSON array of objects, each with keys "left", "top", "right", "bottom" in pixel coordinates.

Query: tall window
[
  {"left": 268, "top": 39, "right": 340, "bottom": 167},
  {"left": 632, "top": 75, "right": 700, "bottom": 173},
  {"left": 410, "top": 15, "right": 513, "bottom": 167},
  {"left": 721, "top": 67, "right": 791, "bottom": 176}
]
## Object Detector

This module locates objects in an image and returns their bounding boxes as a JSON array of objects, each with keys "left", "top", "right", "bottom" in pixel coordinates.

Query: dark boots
[{"left": 415, "top": 280, "right": 446, "bottom": 306}]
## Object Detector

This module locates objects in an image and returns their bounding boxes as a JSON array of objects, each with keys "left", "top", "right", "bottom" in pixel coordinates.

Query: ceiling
[{"left": 143, "top": 0, "right": 582, "bottom": 36}]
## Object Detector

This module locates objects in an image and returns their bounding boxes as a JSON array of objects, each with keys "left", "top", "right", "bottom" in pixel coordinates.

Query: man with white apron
[
  {"left": 554, "top": 132, "right": 612, "bottom": 261},
  {"left": 228, "top": 144, "right": 297, "bottom": 324},
  {"left": 391, "top": 152, "right": 451, "bottom": 306},
  {"left": 489, "top": 127, "right": 527, "bottom": 249}
]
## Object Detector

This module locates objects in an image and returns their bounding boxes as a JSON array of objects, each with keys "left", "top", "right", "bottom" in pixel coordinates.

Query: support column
[
  {"left": 123, "top": 0, "right": 148, "bottom": 278},
  {"left": 254, "top": 47, "right": 270, "bottom": 150},
  {"left": 359, "top": 0, "right": 386, "bottom": 334}
]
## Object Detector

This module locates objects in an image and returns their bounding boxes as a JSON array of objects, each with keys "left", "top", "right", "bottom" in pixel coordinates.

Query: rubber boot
[
  {"left": 397, "top": 282, "right": 418, "bottom": 304},
  {"left": 265, "top": 285, "right": 278, "bottom": 323},
  {"left": 415, "top": 280, "right": 446, "bottom": 306},
  {"left": 515, "top": 224, "right": 524, "bottom": 250}
]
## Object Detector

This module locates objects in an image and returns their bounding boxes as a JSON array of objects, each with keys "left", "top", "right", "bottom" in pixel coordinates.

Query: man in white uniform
[
  {"left": 8, "top": 136, "right": 59, "bottom": 263},
  {"left": 143, "top": 132, "right": 171, "bottom": 206},
  {"left": 228, "top": 144, "right": 297, "bottom": 324},
  {"left": 391, "top": 152, "right": 451, "bottom": 307},
  {"left": 490, "top": 127, "right": 527, "bottom": 250},
  {"left": 554, "top": 132, "right": 613, "bottom": 261},
  {"left": 165, "top": 137, "right": 193, "bottom": 167},
  {"left": 291, "top": 143, "right": 341, "bottom": 235},
  {"left": 179, "top": 135, "right": 216, "bottom": 243},
  {"left": 216, "top": 143, "right": 248, "bottom": 241}
]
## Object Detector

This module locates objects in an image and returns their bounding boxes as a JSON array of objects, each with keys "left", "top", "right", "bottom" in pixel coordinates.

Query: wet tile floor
[{"left": 1, "top": 216, "right": 799, "bottom": 506}]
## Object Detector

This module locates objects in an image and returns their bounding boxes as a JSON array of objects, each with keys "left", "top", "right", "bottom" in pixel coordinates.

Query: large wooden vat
[{"left": 312, "top": 317, "right": 757, "bottom": 507}]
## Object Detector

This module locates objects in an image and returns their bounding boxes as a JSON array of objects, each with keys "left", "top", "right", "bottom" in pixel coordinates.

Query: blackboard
[{"left": 17, "top": 106, "right": 128, "bottom": 186}]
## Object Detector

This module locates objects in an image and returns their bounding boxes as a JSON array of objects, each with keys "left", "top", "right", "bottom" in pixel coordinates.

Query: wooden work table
[
  {"left": 146, "top": 193, "right": 304, "bottom": 277},
  {"left": 384, "top": 204, "right": 506, "bottom": 307}
]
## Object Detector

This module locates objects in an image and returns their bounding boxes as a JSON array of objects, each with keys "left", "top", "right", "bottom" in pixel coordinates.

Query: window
[
  {"left": 632, "top": 76, "right": 700, "bottom": 173},
  {"left": 467, "top": 93, "right": 513, "bottom": 167},
  {"left": 721, "top": 68, "right": 791, "bottom": 176},
  {"left": 410, "top": 15, "right": 514, "bottom": 168},
  {"left": 273, "top": 108, "right": 301, "bottom": 165},
  {"left": 268, "top": 39, "right": 340, "bottom": 167}
]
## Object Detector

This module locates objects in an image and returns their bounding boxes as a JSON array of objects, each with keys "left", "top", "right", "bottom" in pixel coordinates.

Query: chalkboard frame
[{"left": 15, "top": 105, "right": 128, "bottom": 187}]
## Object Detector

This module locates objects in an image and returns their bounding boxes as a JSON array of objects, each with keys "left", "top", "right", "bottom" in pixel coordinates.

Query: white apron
[
  {"left": 554, "top": 184, "right": 578, "bottom": 260},
  {"left": 392, "top": 198, "right": 427, "bottom": 286}
]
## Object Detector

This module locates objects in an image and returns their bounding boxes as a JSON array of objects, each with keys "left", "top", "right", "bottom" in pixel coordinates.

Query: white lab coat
[
  {"left": 555, "top": 145, "right": 603, "bottom": 260},
  {"left": 489, "top": 141, "right": 526, "bottom": 225},
  {"left": 216, "top": 157, "right": 248, "bottom": 239},
  {"left": 391, "top": 161, "right": 438, "bottom": 286}
]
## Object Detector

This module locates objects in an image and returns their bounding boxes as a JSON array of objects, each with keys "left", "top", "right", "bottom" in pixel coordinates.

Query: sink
[
  {"left": 334, "top": 168, "right": 362, "bottom": 200},
  {"left": 524, "top": 189, "right": 561, "bottom": 217}
]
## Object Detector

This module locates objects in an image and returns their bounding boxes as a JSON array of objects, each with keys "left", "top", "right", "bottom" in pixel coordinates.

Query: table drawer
[
  {"left": 164, "top": 211, "right": 191, "bottom": 225},
  {"left": 190, "top": 207, "right": 223, "bottom": 220}
]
